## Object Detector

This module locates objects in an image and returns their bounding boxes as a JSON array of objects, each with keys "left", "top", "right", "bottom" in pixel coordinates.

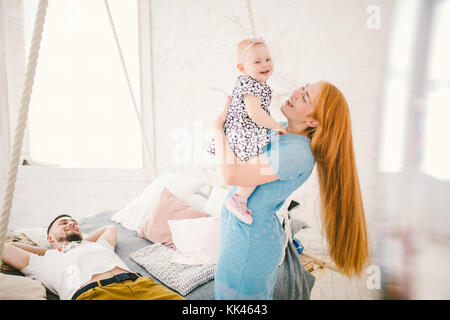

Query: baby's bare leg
[
  {"left": 235, "top": 186, "right": 256, "bottom": 200},
  {"left": 225, "top": 185, "right": 256, "bottom": 224}
]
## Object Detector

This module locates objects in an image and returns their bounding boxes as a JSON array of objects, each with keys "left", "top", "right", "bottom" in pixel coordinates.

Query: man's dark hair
[{"left": 47, "top": 214, "right": 72, "bottom": 235}]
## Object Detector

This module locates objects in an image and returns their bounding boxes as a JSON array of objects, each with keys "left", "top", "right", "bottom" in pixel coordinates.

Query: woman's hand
[
  {"left": 211, "top": 96, "right": 279, "bottom": 187},
  {"left": 272, "top": 122, "right": 287, "bottom": 136},
  {"left": 213, "top": 96, "right": 232, "bottom": 129}
]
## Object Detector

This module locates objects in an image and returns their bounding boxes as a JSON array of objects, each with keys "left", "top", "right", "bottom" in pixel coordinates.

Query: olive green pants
[{"left": 76, "top": 276, "right": 185, "bottom": 300}]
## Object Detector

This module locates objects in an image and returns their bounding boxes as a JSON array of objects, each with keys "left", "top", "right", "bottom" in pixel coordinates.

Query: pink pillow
[{"left": 138, "top": 187, "right": 210, "bottom": 248}]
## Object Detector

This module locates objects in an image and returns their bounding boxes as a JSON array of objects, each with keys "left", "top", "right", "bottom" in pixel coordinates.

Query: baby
[{"left": 207, "top": 38, "right": 286, "bottom": 224}]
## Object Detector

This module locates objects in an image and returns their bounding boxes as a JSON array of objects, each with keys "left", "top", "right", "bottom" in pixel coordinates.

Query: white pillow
[
  {"left": 202, "top": 185, "right": 231, "bottom": 218},
  {"left": 14, "top": 227, "right": 50, "bottom": 248},
  {"left": 184, "top": 193, "right": 208, "bottom": 211},
  {"left": 110, "top": 172, "right": 206, "bottom": 231},
  {"left": 168, "top": 217, "right": 221, "bottom": 265},
  {"left": 0, "top": 273, "right": 46, "bottom": 300}
]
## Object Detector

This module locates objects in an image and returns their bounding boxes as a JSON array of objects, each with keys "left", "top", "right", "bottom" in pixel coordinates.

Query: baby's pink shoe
[{"left": 225, "top": 193, "right": 253, "bottom": 224}]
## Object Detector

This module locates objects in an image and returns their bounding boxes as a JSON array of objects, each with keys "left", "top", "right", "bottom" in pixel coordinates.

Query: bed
[
  {"left": 0, "top": 208, "right": 315, "bottom": 300},
  {"left": 1, "top": 171, "right": 316, "bottom": 300},
  {"left": 77, "top": 210, "right": 315, "bottom": 300}
]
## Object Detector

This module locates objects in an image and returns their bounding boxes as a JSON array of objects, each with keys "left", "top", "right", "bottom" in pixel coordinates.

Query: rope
[
  {"left": 0, "top": 0, "right": 49, "bottom": 261},
  {"left": 244, "top": 0, "right": 257, "bottom": 38},
  {"left": 104, "top": 0, "right": 157, "bottom": 178}
]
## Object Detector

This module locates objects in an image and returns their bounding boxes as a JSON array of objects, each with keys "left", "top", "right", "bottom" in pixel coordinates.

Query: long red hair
[{"left": 304, "top": 82, "right": 369, "bottom": 277}]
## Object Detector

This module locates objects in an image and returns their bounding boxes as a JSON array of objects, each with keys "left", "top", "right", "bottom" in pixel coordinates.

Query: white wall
[{"left": 8, "top": 168, "right": 148, "bottom": 230}]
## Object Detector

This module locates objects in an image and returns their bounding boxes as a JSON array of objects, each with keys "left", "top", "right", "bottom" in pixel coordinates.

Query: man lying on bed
[{"left": 2, "top": 214, "right": 185, "bottom": 300}]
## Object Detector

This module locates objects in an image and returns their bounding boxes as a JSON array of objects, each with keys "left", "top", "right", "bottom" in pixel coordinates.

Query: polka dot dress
[{"left": 207, "top": 75, "right": 273, "bottom": 162}]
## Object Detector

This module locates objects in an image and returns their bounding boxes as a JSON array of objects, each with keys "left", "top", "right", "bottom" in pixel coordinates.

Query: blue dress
[{"left": 214, "top": 122, "right": 316, "bottom": 300}]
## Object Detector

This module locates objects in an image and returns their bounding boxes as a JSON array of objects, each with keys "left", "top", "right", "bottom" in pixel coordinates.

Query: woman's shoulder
[
  {"left": 278, "top": 133, "right": 312, "bottom": 152},
  {"left": 264, "top": 133, "right": 315, "bottom": 180},
  {"left": 266, "top": 127, "right": 314, "bottom": 163},
  {"left": 271, "top": 122, "right": 311, "bottom": 146}
]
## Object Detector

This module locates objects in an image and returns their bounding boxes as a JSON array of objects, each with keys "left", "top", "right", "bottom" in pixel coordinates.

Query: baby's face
[{"left": 240, "top": 43, "right": 274, "bottom": 83}]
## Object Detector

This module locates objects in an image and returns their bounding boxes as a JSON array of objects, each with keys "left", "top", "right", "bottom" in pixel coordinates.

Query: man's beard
[
  {"left": 57, "top": 232, "right": 82, "bottom": 243},
  {"left": 66, "top": 233, "right": 83, "bottom": 242}
]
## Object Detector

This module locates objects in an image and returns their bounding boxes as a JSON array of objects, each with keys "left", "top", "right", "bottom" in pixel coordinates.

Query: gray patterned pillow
[{"left": 129, "top": 243, "right": 215, "bottom": 296}]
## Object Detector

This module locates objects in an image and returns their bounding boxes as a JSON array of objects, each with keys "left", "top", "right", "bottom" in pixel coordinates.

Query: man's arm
[
  {"left": 10, "top": 242, "right": 46, "bottom": 256},
  {"left": 84, "top": 225, "right": 118, "bottom": 248},
  {"left": 2, "top": 242, "right": 31, "bottom": 271}
]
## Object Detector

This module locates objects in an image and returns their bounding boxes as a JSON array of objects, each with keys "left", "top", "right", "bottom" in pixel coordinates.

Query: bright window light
[
  {"left": 422, "top": 90, "right": 450, "bottom": 180},
  {"left": 378, "top": 0, "right": 421, "bottom": 172},
  {"left": 25, "top": 0, "right": 142, "bottom": 169},
  {"left": 422, "top": 0, "right": 450, "bottom": 180}
]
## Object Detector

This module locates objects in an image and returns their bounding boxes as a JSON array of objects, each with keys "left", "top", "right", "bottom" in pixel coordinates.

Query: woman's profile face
[{"left": 281, "top": 81, "right": 323, "bottom": 124}]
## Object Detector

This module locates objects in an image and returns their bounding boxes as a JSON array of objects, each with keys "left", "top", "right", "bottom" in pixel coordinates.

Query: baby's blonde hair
[{"left": 236, "top": 38, "right": 266, "bottom": 64}]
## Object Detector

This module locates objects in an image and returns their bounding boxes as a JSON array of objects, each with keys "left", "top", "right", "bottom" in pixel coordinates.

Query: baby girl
[{"left": 207, "top": 38, "right": 286, "bottom": 224}]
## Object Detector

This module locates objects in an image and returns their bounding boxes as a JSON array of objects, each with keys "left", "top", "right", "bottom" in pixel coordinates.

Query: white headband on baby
[{"left": 240, "top": 37, "right": 265, "bottom": 63}]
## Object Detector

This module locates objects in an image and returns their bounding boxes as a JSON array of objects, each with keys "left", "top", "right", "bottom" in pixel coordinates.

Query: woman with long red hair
[{"left": 212, "top": 81, "right": 369, "bottom": 299}]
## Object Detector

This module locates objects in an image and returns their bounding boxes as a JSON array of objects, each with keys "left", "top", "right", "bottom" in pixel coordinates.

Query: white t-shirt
[{"left": 21, "top": 239, "right": 130, "bottom": 300}]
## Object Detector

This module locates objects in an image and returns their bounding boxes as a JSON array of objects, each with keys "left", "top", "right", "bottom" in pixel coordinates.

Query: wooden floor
[{"left": 310, "top": 268, "right": 383, "bottom": 300}]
